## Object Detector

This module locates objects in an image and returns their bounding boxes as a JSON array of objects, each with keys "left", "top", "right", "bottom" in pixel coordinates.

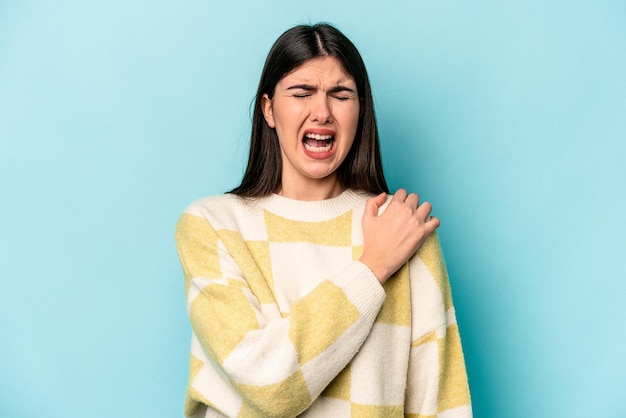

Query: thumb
[{"left": 363, "top": 192, "right": 387, "bottom": 219}]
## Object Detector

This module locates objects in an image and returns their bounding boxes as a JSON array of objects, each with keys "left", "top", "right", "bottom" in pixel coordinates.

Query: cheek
[
  {"left": 274, "top": 106, "right": 305, "bottom": 133},
  {"left": 345, "top": 109, "right": 360, "bottom": 137}
]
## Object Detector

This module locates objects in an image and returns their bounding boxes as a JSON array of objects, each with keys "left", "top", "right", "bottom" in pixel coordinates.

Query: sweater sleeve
[
  {"left": 404, "top": 233, "right": 472, "bottom": 418},
  {"left": 176, "top": 212, "right": 386, "bottom": 418}
]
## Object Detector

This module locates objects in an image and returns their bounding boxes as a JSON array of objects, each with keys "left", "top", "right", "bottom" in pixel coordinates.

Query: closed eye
[
  {"left": 286, "top": 84, "right": 356, "bottom": 100},
  {"left": 329, "top": 86, "right": 356, "bottom": 101},
  {"left": 287, "top": 84, "right": 315, "bottom": 99}
]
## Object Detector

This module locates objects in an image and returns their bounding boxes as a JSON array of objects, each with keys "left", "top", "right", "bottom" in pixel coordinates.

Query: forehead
[{"left": 279, "top": 56, "right": 355, "bottom": 86}]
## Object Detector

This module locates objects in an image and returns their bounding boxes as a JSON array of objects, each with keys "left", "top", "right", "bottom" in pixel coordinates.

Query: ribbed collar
[{"left": 256, "top": 189, "right": 369, "bottom": 222}]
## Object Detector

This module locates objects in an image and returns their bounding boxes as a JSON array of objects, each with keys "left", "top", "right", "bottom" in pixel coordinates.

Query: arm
[
  {"left": 404, "top": 233, "right": 472, "bottom": 417},
  {"left": 356, "top": 189, "right": 470, "bottom": 415},
  {"left": 176, "top": 212, "right": 386, "bottom": 417}
]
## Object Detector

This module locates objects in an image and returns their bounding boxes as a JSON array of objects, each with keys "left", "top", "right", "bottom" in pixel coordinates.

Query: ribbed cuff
[{"left": 332, "top": 261, "right": 386, "bottom": 322}]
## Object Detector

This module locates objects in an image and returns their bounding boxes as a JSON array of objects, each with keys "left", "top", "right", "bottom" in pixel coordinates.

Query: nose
[{"left": 310, "top": 95, "right": 333, "bottom": 124}]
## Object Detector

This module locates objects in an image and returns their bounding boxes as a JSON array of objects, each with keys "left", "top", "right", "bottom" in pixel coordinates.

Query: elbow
[{"left": 240, "top": 380, "right": 313, "bottom": 418}]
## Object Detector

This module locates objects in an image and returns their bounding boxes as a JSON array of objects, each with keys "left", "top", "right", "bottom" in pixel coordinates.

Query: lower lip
[{"left": 302, "top": 141, "right": 336, "bottom": 159}]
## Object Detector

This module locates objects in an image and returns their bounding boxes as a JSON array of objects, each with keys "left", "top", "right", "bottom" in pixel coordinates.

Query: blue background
[{"left": 1, "top": 1, "right": 625, "bottom": 417}]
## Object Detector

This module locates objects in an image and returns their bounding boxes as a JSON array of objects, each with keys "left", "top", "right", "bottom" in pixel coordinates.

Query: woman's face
[{"left": 262, "top": 56, "right": 360, "bottom": 197}]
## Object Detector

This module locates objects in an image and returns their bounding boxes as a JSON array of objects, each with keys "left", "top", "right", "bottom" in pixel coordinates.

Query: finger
[
  {"left": 405, "top": 192, "right": 419, "bottom": 209},
  {"left": 363, "top": 192, "right": 387, "bottom": 218},
  {"left": 426, "top": 216, "right": 440, "bottom": 231},
  {"left": 392, "top": 188, "right": 408, "bottom": 202},
  {"left": 416, "top": 201, "right": 433, "bottom": 219}
]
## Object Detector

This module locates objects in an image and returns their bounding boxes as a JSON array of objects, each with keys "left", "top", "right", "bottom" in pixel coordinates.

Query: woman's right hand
[{"left": 359, "top": 189, "right": 440, "bottom": 284}]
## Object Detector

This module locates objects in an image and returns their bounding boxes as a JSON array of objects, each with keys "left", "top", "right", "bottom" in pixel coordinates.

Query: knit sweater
[{"left": 175, "top": 189, "right": 472, "bottom": 418}]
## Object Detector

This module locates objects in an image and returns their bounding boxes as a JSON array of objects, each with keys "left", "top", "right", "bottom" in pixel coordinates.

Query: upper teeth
[{"left": 305, "top": 133, "right": 333, "bottom": 140}]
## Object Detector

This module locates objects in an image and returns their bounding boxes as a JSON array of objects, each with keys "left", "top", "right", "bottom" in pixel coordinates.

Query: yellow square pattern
[
  {"left": 218, "top": 229, "right": 276, "bottom": 305},
  {"left": 189, "top": 283, "right": 259, "bottom": 363},
  {"left": 235, "top": 369, "right": 312, "bottom": 417},
  {"left": 376, "top": 263, "right": 411, "bottom": 326},
  {"left": 417, "top": 233, "right": 453, "bottom": 311},
  {"left": 176, "top": 213, "right": 222, "bottom": 294},
  {"left": 351, "top": 403, "right": 403, "bottom": 417},
  {"left": 264, "top": 210, "right": 352, "bottom": 246},
  {"left": 289, "top": 280, "right": 360, "bottom": 365},
  {"left": 437, "top": 324, "right": 472, "bottom": 411}
]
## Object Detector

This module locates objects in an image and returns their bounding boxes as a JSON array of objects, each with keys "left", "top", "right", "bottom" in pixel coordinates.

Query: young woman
[{"left": 176, "top": 23, "right": 472, "bottom": 418}]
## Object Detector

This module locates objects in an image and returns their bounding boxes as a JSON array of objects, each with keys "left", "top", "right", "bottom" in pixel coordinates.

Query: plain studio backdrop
[{"left": 1, "top": 1, "right": 625, "bottom": 417}]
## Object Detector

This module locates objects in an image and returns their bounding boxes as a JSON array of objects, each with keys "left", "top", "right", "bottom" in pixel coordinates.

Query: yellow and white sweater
[{"left": 175, "top": 189, "right": 471, "bottom": 418}]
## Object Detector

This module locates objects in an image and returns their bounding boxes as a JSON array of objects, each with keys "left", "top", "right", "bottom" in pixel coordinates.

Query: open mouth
[{"left": 303, "top": 133, "right": 335, "bottom": 152}]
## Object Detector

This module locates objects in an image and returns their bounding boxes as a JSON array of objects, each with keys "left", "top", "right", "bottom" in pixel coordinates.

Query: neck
[{"left": 277, "top": 176, "right": 345, "bottom": 201}]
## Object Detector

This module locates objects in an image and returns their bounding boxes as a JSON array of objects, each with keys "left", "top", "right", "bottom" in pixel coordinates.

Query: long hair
[{"left": 230, "top": 23, "right": 388, "bottom": 197}]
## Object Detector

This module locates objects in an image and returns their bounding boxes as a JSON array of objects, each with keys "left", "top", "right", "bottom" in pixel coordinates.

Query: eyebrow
[{"left": 285, "top": 84, "right": 356, "bottom": 94}]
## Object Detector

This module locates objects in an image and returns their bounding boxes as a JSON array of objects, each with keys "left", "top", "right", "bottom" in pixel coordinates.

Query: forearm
[
  {"left": 188, "top": 262, "right": 385, "bottom": 416},
  {"left": 178, "top": 213, "right": 386, "bottom": 416}
]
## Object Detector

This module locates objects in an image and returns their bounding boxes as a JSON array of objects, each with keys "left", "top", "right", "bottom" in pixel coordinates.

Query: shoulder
[
  {"left": 183, "top": 193, "right": 244, "bottom": 215},
  {"left": 178, "top": 193, "right": 264, "bottom": 232}
]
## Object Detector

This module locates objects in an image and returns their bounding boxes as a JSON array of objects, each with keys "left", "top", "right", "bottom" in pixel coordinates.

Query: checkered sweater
[{"left": 175, "top": 189, "right": 471, "bottom": 418}]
